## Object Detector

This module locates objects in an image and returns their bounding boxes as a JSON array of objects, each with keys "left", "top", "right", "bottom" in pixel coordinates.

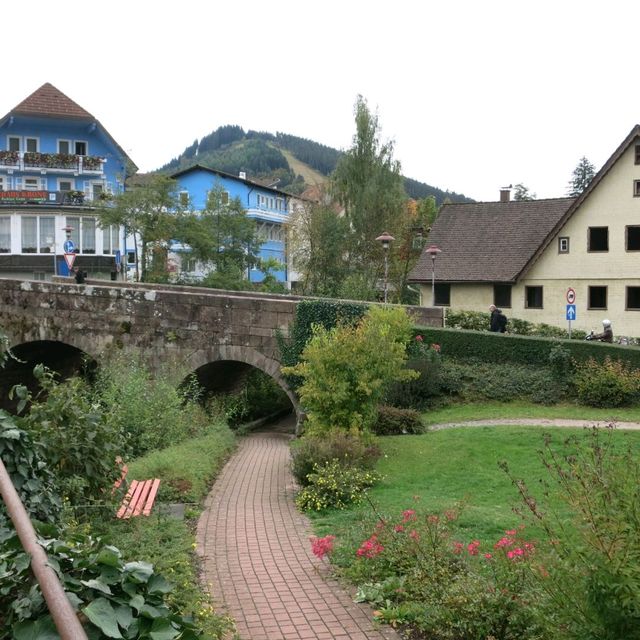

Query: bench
[{"left": 113, "top": 457, "right": 161, "bottom": 519}]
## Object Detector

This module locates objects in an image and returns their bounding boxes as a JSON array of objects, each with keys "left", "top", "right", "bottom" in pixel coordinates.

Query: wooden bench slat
[
  {"left": 142, "top": 479, "right": 161, "bottom": 516},
  {"left": 116, "top": 478, "right": 160, "bottom": 519}
]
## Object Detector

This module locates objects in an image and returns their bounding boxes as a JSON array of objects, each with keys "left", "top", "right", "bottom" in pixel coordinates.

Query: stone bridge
[{"left": 0, "top": 278, "right": 444, "bottom": 421}]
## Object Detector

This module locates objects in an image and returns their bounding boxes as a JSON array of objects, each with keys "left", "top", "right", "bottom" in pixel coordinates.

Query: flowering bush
[
  {"left": 310, "top": 534, "right": 335, "bottom": 559},
  {"left": 295, "top": 460, "right": 380, "bottom": 511},
  {"left": 346, "top": 505, "right": 544, "bottom": 639}
]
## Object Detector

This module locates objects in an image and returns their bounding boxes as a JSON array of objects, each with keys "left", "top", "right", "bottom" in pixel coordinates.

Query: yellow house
[{"left": 409, "top": 126, "right": 640, "bottom": 337}]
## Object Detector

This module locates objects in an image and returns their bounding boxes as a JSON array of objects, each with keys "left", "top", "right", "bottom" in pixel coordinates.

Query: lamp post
[
  {"left": 375, "top": 232, "right": 395, "bottom": 303},
  {"left": 425, "top": 244, "right": 441, "bottom": 307}
]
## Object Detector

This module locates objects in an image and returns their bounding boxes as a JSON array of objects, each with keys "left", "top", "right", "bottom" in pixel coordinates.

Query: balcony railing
[{"left": 0, "top": 150, "right": 105, "bottom": 174}]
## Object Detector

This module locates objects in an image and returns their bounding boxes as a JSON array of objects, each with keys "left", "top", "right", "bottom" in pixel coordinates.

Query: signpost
[
  {"left": 566, "top": 288, "right": 577, "bottom": 338},
  {"left": 64, "top": 253, "right": 76, "bottom": 271}
]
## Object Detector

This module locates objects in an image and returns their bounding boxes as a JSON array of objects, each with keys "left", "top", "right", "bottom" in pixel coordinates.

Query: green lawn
[
  {"left": 309, "top": 423, "right": 640, "bottom": 560},
  {"left": 421, "top": 400, "right": 640, "bottom": 425}
]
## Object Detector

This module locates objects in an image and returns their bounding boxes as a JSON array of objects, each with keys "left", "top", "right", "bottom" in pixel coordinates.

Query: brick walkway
[{"left": 196, "top": 423, "right": 401, "bottom": 640}]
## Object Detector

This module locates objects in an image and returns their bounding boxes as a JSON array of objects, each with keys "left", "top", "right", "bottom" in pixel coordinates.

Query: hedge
[{"left": 413, "top": 325, "right": 640, "bottom": 368}]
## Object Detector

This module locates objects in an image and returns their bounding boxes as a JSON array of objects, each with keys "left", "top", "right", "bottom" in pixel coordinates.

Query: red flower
[
  {"left": 357, "top": 535, "right": 384, "bottom": 559},
  {"left": 402, "top": 509, "right": 417, "bottom": 522},
  {"left": 310, "top": 535, "right": 335, "bottom": 559},
  {"left": 415, "top": 335, "right": 424, "bottom": 342}
]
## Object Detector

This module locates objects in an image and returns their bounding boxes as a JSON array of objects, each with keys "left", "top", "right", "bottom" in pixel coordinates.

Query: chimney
[
  {"left": 500, "top": 186, "right": 512, "bottom": 202},
  {"left": 239, "top": 171, "right": 246, "bottom": 180}
]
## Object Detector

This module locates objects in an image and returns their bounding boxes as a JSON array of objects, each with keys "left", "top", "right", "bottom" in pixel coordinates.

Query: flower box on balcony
[
  {"left": 81, "top": 155, "right": 104, "bottom": 171},
  {"left": 23, "top": 152, "right": 79, "bottom": 170},
  {"left": 0, "top": 150, "right": 19, "bottom": 166}
]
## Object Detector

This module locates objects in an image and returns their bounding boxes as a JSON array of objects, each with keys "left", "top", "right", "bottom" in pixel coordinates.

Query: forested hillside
[{"left": 158, "top": 125, "right": 473, "bottom": 204}]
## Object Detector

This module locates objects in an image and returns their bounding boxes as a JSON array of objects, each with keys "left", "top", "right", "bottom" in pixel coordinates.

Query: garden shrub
[
  {"left": 15, "top": 367, "right": 123, "bottom": 509},
  {"left": 573, "top": 357, "right": 640, "bottom": 407},
  {"left": 295, "top": 460, "right": 380, "bottom": 511},
  {"left": 503, "top": 427, "right": 640, "bottom": 639},
  {"left": 95, "top": 354, "right": 214, "bottom": 457},
  {"left": 372, "top": 406, "right": 425, "bottom": 436},
  {"left": 0, "top": 523, "right": 216, "bottom": 639},
  {"left": 282, "top": 306, "right": 418, "bottom": 434},
  {"left": 290, "top": 431, "right": 381, "bottom": 487}
]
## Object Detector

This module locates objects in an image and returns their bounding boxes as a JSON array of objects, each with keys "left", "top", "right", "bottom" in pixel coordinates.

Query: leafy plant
[
  {"left": 283, "top": 306, "right": 418, "bottom": 434},
  {"left": 296, "top": 461, "right": 380, "bottom": 511},
  {"left": 290, "top": 431, "right": 381, "bottom": 486},
  {"left": 0, "top": 523, "right": 214, "bottom": 639},
  {"left": 372, "top": 406, "right": 425, "bottom": 436},
  {"left": 573, "top": 357, "right": 640, "bottom": 407}
]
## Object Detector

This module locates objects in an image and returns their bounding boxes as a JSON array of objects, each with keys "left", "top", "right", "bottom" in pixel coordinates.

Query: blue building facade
[
  {"left": 0, "top": 83, "right": 135, "bottom": 278},
  {"left": 171, "top": 165, "right": 293, "bottom": 284}
]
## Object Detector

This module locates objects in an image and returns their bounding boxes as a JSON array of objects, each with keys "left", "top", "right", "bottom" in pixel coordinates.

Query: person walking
[{"left": 489, "top": 305, "right": 507, "bottom": 333}]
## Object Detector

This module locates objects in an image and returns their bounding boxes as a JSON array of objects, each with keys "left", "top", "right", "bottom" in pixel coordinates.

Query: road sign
[
  {"left": 566, "top": 288, "right": 576, "bottom": 304},
  {"left": 566, "top": 304, "right": 576, "bottom": 321},
  {"left": 63, "top": 239, "right": 75, "bottom": 253},
  {"left": 114, "top": 249, "right": 121, "bottom": 266},
  {"left": 64, "top": 253, "right": 76, "bottom": 270}
]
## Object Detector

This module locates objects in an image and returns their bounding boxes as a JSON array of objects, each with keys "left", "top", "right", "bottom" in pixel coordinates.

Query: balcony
[{"left": 0, "top": 151, "right": 105, "bottom": 174}]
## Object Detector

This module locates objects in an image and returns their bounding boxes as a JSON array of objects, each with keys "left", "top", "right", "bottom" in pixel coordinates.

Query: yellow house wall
[{"left": 424, "top": 139, "right": 640, "bottom": 338}]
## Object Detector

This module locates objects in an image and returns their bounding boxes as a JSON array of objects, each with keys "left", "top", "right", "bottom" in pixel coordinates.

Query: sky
[{"left": 4, "top": 0, "right": 640, "bottom": 202}]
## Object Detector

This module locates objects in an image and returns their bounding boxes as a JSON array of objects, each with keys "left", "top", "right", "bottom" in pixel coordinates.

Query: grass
[
  {"left": 91, "top": 422, "right": 237, "bottom": 639},
  {"left": 308, "top": 424, "right": 640, "bottom": 563},
  {"left": 421, "top": 399, "right": 640, "bottom": 425}
]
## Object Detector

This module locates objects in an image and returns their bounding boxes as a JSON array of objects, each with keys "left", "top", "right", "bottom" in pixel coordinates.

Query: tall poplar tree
[{"left": 331, "top": 96, "right": 406, "bottom": 284}]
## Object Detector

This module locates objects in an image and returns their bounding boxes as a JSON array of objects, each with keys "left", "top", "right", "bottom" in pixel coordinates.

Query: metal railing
[{"left": 0, "top": 458, "right": 88, "bottom": 639}]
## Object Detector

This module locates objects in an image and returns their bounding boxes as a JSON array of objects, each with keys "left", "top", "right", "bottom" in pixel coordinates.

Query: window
[
  {"left": 558, "top": 237, "right": 570, "bottom": 253},
  {"left": 8, "top": 137, "right": 20, "bottom": 152},
  {"left": 627, "top": 286, "right": 640, "bottom": 310},
  {"left": 635, "top": 180, "right": 640, "bottom": 197},
  {"left": 636, "top": 144, "right": 640, "bottom": 164},
  {"left": 588, "top": 286, "right": 607, "bottom": 309},
  {"left": 58, "top": 140, "right": 71, "bottom": 154},
  {"left": 102, "top": 225, "right": 119, "bottom": 254},
  {"left": 434, "top": 283, "right": 451, "bottom": 306},
  {"left": 221, "top": 191, "right": 229, "bottom": 205},
  {"left": 39, "top": 217, "right": 55, "bottom": 253},
  {"left": 25, "top": 138, "right": 38, "bottom": 153},
  {"left": 58, "top": 179, "right": 73, "bottom": 192},
  {"left": 494, "top": 284, "right": 512, "bottom": 308},
  {"left": 627, "top": 226, "right": 640, "bottom": 251},
  {"left": 182, "top": 257, "right": 197, "bottom": 272},
  {"left": 525, "top": 286, "right": 543, "bottom": 309},
  {"left": 0, "top": 217, "right": 10, "bottom": 253},
  {"left": 21, "top": 217, "right": 37, "bottom": 253},
  {"left": 75, "top": 141, "right": 87, "bottom": 155},
  {"left": 179, "top": 191, "right": 189, "bottom": 207},
  {"left": 81, "top": 217, "right": 96, "bottom": 254},
  {"left": 0, "top": 176, "right": 6, "bottom": 191},
  {"left": 24, "top": 177, "right": 40, "bottom": 191},
  {"left": 588, "top": 227, "right": 608, "bottom": 252}
]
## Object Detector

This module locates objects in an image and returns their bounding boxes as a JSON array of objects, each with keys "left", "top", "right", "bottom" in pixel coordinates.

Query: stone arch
[{"left": 185, "top": 344, "right": 301, "bottom": 430}]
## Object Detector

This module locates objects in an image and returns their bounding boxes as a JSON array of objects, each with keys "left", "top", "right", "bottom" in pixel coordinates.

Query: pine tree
[{"left": 567, "top": 157, "right": 596, "bottom": 197}]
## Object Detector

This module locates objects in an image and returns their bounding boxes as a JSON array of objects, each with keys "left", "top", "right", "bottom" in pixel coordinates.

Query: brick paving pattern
[{"left": 196, "top": 425, "right": 401, "bottom": 640}]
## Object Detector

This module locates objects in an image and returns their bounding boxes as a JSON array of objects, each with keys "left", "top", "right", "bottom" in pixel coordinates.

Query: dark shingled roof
[
  {"left": 409, "top": 197, "right": 575, "bottom": 283},
  {"left": 8, "top": 82, "right": 94, "bottom": 120}
]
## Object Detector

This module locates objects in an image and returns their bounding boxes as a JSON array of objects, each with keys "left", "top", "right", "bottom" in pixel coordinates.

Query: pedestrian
[
  {"left": 489, "top": 304, "right": 508, "bottom": 333},
  {"left": 73, "top": 266, "right": 86, "bottom": 284}
]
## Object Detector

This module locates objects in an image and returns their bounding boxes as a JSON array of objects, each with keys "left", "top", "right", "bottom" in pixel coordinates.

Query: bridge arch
[{"left": 185, "top": 344, "right": 301, "bottom": 427}]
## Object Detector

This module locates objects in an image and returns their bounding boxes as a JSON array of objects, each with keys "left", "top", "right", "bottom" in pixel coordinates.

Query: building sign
[{"left": 0, "top": 190, "right": 51, "bottom": 203}]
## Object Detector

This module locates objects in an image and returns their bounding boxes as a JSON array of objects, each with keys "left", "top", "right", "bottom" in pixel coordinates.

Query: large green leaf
[
  {"left": 149, "top": 619, "right": 180, "bottom": 640},
  {"left": 123, "top": 561, "right": 153, "bottom": 583},
  {"left": 147, "top": 574, "right": 173, "bottom": 595},
  {"left": 13, "top": 616, "right": 60, "bottom": 640},
  {"left": 96, "top": 546, "right": 122, "bottom": 567},
  {"left": 82, "top": 597, "right": 123, "bottom": 639},
  {"left": 81, "top": 578, "right": 113, "bottom": 595}
]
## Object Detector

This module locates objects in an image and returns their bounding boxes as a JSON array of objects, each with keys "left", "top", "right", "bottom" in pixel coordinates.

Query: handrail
[{"left": 0, "top": 458, "right": 88, "bottom": 639}]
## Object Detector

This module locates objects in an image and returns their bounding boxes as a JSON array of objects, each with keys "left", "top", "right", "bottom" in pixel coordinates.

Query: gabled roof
[
  {"left": 171, "top": 163, "right": 308, "bottom": 199},
  {"left": 518, "top": 124, "right": 640, "bottom": 279},
  {"left": 409, "top": 197, "right": 574, "bottom": 283},
  {"left": 0, "top": 83, "right": 137, "bottom": 172},
  {"left": 8, "top": 83, "right": 94, "bottom": 120}
]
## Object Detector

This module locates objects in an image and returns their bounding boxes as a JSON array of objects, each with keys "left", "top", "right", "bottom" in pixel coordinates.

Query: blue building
[
  {"left": 171, "top": 165, "right": 297, "bottom": 285},
  {"left": 0, "top": 83, "right": 136, "bottom": 278}
]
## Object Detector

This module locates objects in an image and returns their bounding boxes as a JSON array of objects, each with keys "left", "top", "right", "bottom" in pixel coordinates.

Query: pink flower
[
  {"left": 453, "top": 541, "right": 464, "bottom": 554},
  {"left": 394, "top": 524, "right": 405, "bottom": 533},
  {"left": 409, "top": 530, "right": 420, "bottom": 541},
  {"left": 467, "top": 540, "right": 480, "bottom": 556},
  {"left": 310, "top": 535, "right": 335, "bottom": 559},
  {"left": 444, "top": 509, "right": 458, "bottom": 521},
  {"left": 494, "top": 536, "right": 514, "bottom": 550},
  {"left": 402, "top": 509, "right": 416, "bottom": 522},
  {"left": 505, "top": 529, "right": 517, "bottom": 536},
  {"left": 484, "top": 553, "right": 493, "bottom": 560},
  {"left": 431, "top": 343, "right": 441, "bottom": 352},
  {"left": 357, "top": 535, "right": 384, "bottom": 559},
  {"left": 415, "top": 335, "right": 424, "bottom": 342},
  {"left": 427, "top": 514, "right": 439, "bottom": 524}
]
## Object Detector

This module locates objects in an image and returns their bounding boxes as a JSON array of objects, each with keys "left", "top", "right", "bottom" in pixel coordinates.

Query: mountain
[{"left": 157, "top": 125, "right": 474, "bottom": 204}]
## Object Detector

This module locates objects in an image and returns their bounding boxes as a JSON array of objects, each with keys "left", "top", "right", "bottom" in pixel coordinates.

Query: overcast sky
[{"left": 5, "top": 0, "right": 639, "bottom": 201}]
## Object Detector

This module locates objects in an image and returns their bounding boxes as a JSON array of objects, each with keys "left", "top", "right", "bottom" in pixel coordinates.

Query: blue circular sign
[{"left": 63, "top": 240, "right": 75, "bottom": 253}]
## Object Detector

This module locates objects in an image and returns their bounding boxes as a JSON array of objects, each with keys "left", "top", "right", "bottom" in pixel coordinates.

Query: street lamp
[
  {"left": 425, "top": 244, "right": 441, "bottom": 307},
  {"left": 375, "top": 232, "right": 395, "bottom": 303}
]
